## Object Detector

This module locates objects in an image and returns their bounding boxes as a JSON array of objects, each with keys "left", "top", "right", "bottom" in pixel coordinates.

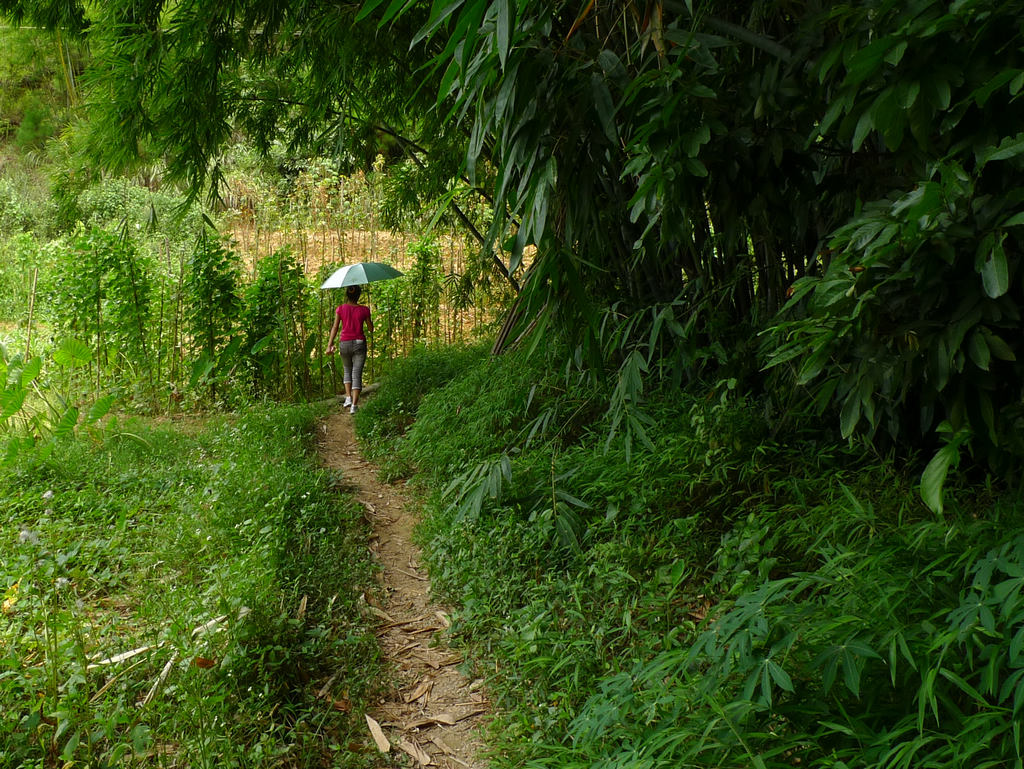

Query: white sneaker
[
  {"left": 343, "top": 396, "right": 352, "bottom": 407},
  {"left": 349, "top": 404, "right": 358, "bottom": 414}
]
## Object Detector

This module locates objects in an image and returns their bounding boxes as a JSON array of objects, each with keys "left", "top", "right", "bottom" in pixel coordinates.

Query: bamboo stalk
[{"left": 24, "top": 267, "right": 38, "bottom": 358}]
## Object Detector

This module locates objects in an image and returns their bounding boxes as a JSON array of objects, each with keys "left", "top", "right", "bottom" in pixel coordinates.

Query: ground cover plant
[
  {"left": 360, "top": 344, "right": 1024, "bottom": 769},
  {"left": 0, "top": 404, "right": 380, "bottom": 768}
]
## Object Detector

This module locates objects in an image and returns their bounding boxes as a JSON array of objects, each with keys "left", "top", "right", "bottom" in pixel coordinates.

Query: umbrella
[{"left": 320, "top": 261, "right": 403, "bottom": 289}]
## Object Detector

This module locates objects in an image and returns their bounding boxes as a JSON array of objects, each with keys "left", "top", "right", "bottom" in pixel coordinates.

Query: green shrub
[{"left": 355, "top": 341, "right": 494, "bottom": 478}]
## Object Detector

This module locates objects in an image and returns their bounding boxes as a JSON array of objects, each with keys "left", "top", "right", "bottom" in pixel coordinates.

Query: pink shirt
[{"left": 336, "top": 303, "right": 371, "bottom": 341}]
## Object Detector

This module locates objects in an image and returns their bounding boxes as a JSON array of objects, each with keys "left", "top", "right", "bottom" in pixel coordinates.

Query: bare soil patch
[{"left": 318, "top": 410, "right": 490, "bottom": 769}]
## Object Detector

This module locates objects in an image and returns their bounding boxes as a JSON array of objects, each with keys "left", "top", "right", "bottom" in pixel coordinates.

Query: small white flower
[
  {"left": 55, "top": 577, "right": 70, "bottom": 591},
  {"left": 42, "top": 490, "right": 54, "bottom": 501}
]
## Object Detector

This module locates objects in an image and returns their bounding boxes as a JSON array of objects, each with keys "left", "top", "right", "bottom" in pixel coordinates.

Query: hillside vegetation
[
  {"left": 359, "top": 344, "right": 1024, "bottom": 769},
  {"left": 2, "top": 2, "right": 1024, "bottom": 767}
]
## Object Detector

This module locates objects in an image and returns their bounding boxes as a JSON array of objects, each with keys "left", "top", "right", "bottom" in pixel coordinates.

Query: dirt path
[{"left": 318, "top": 410, "right": 490, "bottom": 769}]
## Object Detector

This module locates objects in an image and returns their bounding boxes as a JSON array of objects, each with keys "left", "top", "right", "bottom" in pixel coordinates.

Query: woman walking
[{"left": 326, "top": 285, "right": 373, "bottom": 414}]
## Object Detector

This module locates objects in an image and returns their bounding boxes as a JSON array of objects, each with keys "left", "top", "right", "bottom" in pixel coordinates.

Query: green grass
[
  {"left": 0, "top": 405, "right": 380, "bottom": 768},
  {"left": 360, "top": 343, "right": 1024, "bottom": 769}
]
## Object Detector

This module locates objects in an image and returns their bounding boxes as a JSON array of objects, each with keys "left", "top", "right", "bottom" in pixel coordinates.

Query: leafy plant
[
  {"left": 0, "top": 404, "right": 380, "bottom": 768},
  {"left": 241, "top": 248, "right": 313, "bottom": 400},
  {"left": 0, "top": 338, "right": 116, "bottom": 465},
  {"left": 51, "top": 226, "right": 154, "bottom": 381},
  {"left": 184, "top": 230, "right": 243, "bottom": 400}
]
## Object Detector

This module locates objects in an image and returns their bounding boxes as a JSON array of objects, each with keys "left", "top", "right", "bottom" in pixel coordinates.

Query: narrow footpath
[{"left": 318, "top": 410, "right": 490, "bottom": 769}]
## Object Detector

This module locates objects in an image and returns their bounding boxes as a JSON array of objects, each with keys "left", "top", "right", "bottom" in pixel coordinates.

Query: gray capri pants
[{"left": 338, "top": 339, "right": 367, "bottom": 390}]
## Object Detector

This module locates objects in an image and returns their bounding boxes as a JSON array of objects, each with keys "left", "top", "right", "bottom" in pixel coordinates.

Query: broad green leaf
[
  {"left": 53, "top": 339, "right": 93, "bottom": 369},
  {"left": 597, "top": 49, "right": 625, "bottom": 78},
  {"left": 972, "top": 69, "right": 1020, "bottom": 107},
  {"left": 980, "top": 133, "right": 1024, "bottom": 164},
  {"left": 982, "top": 329, "right": 1016, "bottom": 361},
  {"left": 817, "top": 42, "right": 843, "bottom": 83},
  {"left": 932, "top": 77, "right": 951, "bottom": 110},
  {"left": 87, "top": 393, "right": 118, "bottom": 424},
  {"left": 883, "top": 41, "right": 907, "bottom": 66},
  {"left": 1, "top": 388, "right": 27, "bottom": 420},
  {"left": 851, "top": 109, "right": 874, "bottom": 152},
  {"left": 1003, "top": 211, "right": 1024, "bottom": 227},
  {"left": 251, "top": 335, "right": 273, "bottom": 355},
  {"left": 921, "top": 441, "right": 960, "bottom": 514},
  {"left": 980, "top": 237, "right": 1009, "bottom": 298},
  {"left": 190, "top": 356, "right": 216, "bottom": 387},
  {"left": 898, "top": 79, "right": 920, "bottom": 108},
  {"left": 843, "top": 38, "right": 889, "bottom": 87},
  {"left": 967, "top": 331, "right": 991, "bottom": 371},
  {"left": 19, "top": 357, "right": 42, "bottom": 386},
  {"left": 1010, "top": 628, "right": 1024, "bottom": 663},
  {"left": 52, "top": 406, "right": 79, "bottom": 440},
  {"left": 1013, "top": 71, "right": 1024, "bottom": 95}
]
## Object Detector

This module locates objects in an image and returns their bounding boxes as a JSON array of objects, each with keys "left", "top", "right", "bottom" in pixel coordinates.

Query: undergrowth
[
  {"left": 0, "top": 405, "right": 379, "bottom": 768},
  {"left": 360, "top": 344, "right": 1024, "bottom": 769}
]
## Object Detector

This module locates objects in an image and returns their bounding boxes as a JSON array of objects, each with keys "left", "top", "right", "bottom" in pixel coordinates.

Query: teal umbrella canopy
[{"left": 320, "top": 262, "right": 404, "bottom": 289}]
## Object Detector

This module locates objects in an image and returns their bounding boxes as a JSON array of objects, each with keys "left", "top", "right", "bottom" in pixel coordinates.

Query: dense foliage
[
  {"left": 6, "top": 0, "right": 1021, "bottom": 491},
  {"left": 1, "top": 405, "right": 379, "bottom": 768},
  {"left": 360, "top": 344, "right": 1024, "bottom": 769},
  {"left": 399, "top": 0, "right": 1024, "bottom": 486}
]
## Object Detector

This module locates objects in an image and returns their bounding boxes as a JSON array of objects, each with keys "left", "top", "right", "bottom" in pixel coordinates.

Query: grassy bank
[
  {"left": 358, "top": 345, "right": 1024, "bottom": 769},
  {"left": 1, "top": 405, "right": 379, "bottom": 768}
]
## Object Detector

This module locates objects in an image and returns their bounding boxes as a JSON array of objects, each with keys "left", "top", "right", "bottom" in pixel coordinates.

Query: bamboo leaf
[
  {"left": 767, "top": 659, "right": 794, "bottom": 692},
  {"left": 839, "top": 392, "right": 861, "bottom": 439},
  {"left": 495, "top": 0, "right": 511, "bottom": 68},
  {"left": 591, "top": 73, "right": 617, "bottom": 143},
  {"left": 355, "top": 0, "right": 394, "bottom": 22},
  {"left": 920, "top": 437, "right": 964, "bottom": 515}
]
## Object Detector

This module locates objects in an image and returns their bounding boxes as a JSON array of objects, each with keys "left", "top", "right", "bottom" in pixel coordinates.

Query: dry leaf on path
[
  {"left": 365, "top": 714, "right": 391, "bottom": 752},
  {"left": 367, "top": 605, "right": 396, "bottom": 623},
  {"left": 398, "top": 738, "right": 434, "bottom": 766},
  {"left": 405, "top": 713, "right": 458, "bottom": 729},
  {"left": 429, "top": 736, "right": 471, "bottom": 767},
  {"left": 449, "top": 707, "right": 488, "bottom": 722},
  {"left": 404, "top": 679, "right": 434, "bottom": 703},
  {"left": 396, "top": 567, "right": 429, "bottom": 581},
  {"left": 408, "top": 625, "right": 443, "bottom": 636}
]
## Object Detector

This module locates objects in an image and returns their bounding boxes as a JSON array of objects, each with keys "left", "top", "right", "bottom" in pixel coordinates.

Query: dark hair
[{"left": 345, "top": 285, "right": 362, "bottom": 302}]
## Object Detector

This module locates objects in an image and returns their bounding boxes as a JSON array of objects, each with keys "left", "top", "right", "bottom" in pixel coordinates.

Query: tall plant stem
[{"left": 25, "top": 267, "right": 38, "bottom": 358}]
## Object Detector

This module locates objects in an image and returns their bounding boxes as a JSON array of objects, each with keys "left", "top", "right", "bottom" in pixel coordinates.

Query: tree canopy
[{"left": 5, "top": 0, "right": 1024, "bottom": 486}]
